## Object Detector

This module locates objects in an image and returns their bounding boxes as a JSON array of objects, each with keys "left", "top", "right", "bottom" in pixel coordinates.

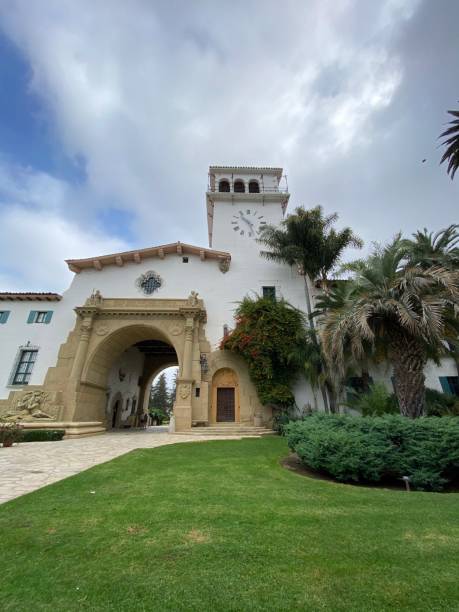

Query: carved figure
[
  {"left": 219, "top": 259, "right": 230, "bottom": 273},
  {"left": 188, "top": 291, "right": 199, "bottom": 306},
  {"left": 6, "top": 391, "right": 55, "bottom": 421},
  {"left": 88, "top": 290, "right": 103, "bottom": 306},
  {"left": 179, "top": 384, "right": 191, "bottom": 399}
]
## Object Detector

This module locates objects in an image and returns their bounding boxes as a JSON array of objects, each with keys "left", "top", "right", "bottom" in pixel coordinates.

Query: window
[
  {"left": 262, "top": 286, "right": 276, "bottom": 300},
  {"left": 36, "top": 311, "right": 46, "bottom": 323},
  {"left": 249, "top": 180, "right": 260, "bottom": 193},
  {"left": 0, "top": 311, "right": 10, "bottom": 324},
  {"left": 27, "top": 310, "right": 53, "bottom": 324},
  {"left": 12, "top": 349, "right": 38, "bottom": 385},
  {"left": 182, "top": 257, "right": 189, "bottom": 263},
  {"left": 195, "top": 387, "right": 200, "bottom": 398},
  {"left": 234, "top": 180, "right": 245, "bottom": 193},
  {"left": 439, "top": 376, "right": 459, "bottom": 396},
  {"left": 218, "top": 180, "right": 230, "bottom": 192},
  {"left": 136, "top": 271, "right": 162, "bottom": 295}
]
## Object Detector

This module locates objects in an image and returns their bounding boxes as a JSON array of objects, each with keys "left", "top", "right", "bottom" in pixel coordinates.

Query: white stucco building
[{"left": 0, "top": 166, "right": 457, "bottom": 435}]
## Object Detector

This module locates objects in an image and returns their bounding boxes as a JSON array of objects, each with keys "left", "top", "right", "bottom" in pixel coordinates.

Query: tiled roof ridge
[{"left": 0, "top": 292, "right": 62, "bottom": 301}]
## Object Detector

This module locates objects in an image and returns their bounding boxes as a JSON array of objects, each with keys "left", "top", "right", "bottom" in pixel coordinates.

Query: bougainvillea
[{"left": 220, "top": 296, "right": 307, "bottom": 408}]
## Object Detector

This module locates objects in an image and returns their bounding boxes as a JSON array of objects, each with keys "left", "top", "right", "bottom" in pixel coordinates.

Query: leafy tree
[
  {"left": 221, "top": 296, "right": 306, "bottom": 408},
  {"left": 317, "top": 237, "right": 459, "bottom": 418},
  {"left": 258, "top": 205, "right": 362, "bottom": 412},
  {"left": 440, "top": 109, "right": 459, "bottom": 179}
]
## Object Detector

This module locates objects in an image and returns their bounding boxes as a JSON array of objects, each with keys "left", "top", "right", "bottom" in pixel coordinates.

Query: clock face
[{"left": 231, "top": 209, "right": 267, "bottom": 238}]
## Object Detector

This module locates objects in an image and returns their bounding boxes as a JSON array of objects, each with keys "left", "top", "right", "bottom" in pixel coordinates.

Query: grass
[{"left": 1, "top": 437, "right": 458, "bottom": 611}]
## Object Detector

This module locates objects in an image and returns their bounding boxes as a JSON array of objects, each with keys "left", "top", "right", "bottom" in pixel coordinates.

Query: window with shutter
[{"left": 0, "top": 311, "right": 10, "bottom": 324}]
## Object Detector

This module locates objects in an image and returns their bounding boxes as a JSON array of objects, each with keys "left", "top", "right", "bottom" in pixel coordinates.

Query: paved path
[{"left": 0, "top": 427, "right": 238, "bottom": 505}]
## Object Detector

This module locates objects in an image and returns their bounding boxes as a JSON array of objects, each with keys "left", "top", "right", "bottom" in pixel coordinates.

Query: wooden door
[{"left": 216, "top": 387, "right": 235, "bottom": 422}]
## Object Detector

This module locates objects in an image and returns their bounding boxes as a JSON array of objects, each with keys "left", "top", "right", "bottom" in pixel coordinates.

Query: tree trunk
[
  {"left": 389, "top": 333, "right": 427, "bottom": 418},
  {"left": 303, "top": 275, "right": 331, "bottom": 413}
]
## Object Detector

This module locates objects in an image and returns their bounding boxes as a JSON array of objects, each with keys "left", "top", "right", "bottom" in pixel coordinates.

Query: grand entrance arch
[
  {"left": 41, "top": 292, "right": 211, "bottom": 433},
  {"left": 2, "top": 291, "right": 271, "bottom": 436}
]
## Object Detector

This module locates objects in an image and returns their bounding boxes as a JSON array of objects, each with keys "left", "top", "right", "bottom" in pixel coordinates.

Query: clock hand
[{"left": 239, "top": 213, "right": 254, "bottom": 230}]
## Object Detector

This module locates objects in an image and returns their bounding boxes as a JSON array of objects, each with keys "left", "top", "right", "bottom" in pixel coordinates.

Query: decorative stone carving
[
  {"left": 169, "top": 323, "right": 183, "bottom": 336},
  {"left": 179, "top": 383, "right": 191, "bottom": 399},
  {"left": 219, "top": 258, "right": 230, "bottom": 273},
  {"left": 187, "top": 291, "right": 199, "bottom": 306},
  {"left": 87, "top": 290, "right": 103, "bottom": 306},
  {"left": 95, "top": 324, "right": 109, "bottom": 336},
  {"left": 3, "top": 391, "right": 55, "bottom": 421}
]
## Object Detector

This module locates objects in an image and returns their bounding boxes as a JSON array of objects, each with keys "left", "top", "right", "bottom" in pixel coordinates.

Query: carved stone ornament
[
  {"left": 179, "top": 383, "right": 191, "bottom": 399},
  {"left": 187, "top": 291, "right": 199, "bottom": 306},
  {"left": 219, "top": 259, "right": 230, "bottom": 273},
  {"left": 169, "top": 323, "right": 183, "bottom": 336},
  {"left": 95, "top": 324, "right": 109, "bottom": 336},
  {"left": 3, "top": 391, "right": 55, "bottom": 421},
  {"left": 136, "top": 270, "right": 163, "bottom": 295},
  {"left": 87, "top": 290, "right": 103, "bottom": 306}
]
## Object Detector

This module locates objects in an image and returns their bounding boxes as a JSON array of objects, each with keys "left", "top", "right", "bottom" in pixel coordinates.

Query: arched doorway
[
  {"left": 109, "top": 392, "right": 123, "bottom": 429},
  {"left": 211, "top": 368, "right": 240, "bottom": 424},
  {"left": 37, "top": 294, "right": 210, "bottom": 433},
  {"left": 80, "top": 324, "right": 180, "bottom": 429}
]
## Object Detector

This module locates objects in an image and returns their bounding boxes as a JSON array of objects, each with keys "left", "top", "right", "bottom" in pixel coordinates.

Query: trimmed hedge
[
  {"left": 285, "top": 414, "right": 459, "bottom": 491},
  {"left": 20, "top": 430, "right": 65, "bottom": 442}
]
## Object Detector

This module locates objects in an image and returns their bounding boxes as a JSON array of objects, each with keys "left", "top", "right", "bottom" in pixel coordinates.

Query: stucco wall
[{"left": 0, "top": 168, "right": 457, "bottom": 410}]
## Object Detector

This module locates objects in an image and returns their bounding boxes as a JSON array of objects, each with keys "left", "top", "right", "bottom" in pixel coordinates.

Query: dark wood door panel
[{"left": 217, "top": 387, "right": 235, "bottom": 422}]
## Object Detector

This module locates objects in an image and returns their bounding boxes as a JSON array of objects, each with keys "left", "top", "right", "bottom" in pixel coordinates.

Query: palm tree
[
  {"left": 440, "top": 109, "right": 459, "bottom": 179},
  {"left": 403, "top": 224, "right": 459, "bottom": 270},
  {"left": 258, "top": 206, "right": 363, "bottom": 412},
  {"left": 317, "top": 237, "right": 459, "bottom": 418},
  {"left": 258, "top": 206, "right": 363, "bottom": 327},
  {"left": 404, "top": 225, "right": 459, "bottom": 376}
]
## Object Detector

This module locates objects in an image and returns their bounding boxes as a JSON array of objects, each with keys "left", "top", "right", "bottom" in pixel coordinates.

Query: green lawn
[{"left": 1, "top": 437, "right": 458, "bottom": 611}]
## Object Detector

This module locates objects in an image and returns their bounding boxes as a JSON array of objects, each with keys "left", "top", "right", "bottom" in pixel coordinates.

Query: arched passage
[{"left": 77, "top": 324, "right": 180, "bottom": 427}]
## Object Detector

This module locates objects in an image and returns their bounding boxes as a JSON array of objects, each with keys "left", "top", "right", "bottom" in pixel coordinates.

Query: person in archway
[{"left": 141, "top": 412, "right": 148, "bottom": 429}]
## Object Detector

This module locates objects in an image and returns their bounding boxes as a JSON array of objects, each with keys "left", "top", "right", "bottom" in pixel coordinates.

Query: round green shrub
[{"left": 285, "top": 414, "right": 459, "bottom": 491}]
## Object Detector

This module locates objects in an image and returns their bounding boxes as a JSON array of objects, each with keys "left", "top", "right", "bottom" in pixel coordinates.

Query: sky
[{"left": 0, "top": 0, "right": 457, "bottom": 293}]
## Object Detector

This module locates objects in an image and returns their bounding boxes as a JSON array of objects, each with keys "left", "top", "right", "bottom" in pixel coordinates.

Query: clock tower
[{"left": 206, "top": 166, "right": 290, "bottom": 253}]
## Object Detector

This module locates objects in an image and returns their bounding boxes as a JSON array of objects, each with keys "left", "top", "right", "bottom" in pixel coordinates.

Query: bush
[
  {"left": 20, "top": 430, "right": 65, "bottom": 442},
  {"left": 345, "top": 383, "right": 398, "bottom": 416},
  {"left": 0, "top": 422, "right": 23, "bottom": 444},
  {"left": 425, "top": 388, "right": 459, "bottom": 416},
  {"left": 285, "top": 414, "right": 459, "bottom": 491},
  {"left": 220, "top": 296, "right": 306, "bottom": 408}
]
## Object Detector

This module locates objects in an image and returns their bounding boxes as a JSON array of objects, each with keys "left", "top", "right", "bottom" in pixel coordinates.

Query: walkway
[{"left": 0, "top": 427, "right": 239, "bottom": 505}]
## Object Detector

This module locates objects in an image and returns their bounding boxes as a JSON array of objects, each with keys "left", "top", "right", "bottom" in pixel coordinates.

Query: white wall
[
  {"left": 106, "top": 346, "right": 145, "bottom": 426},
  {"left": 1, "top": 170, "right": 457, "bottom": 409}
]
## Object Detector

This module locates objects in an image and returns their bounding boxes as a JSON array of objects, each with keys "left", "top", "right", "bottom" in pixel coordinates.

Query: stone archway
[{"left": 31, "top": 292, "right": 211, "bottom": 434}]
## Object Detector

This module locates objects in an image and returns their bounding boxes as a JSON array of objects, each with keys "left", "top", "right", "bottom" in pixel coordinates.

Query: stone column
[
  {"left": 181, "top": 317, "right": 194, "bottom": 379},
  {"left": 174, "top": 317, "right": 195, "bottom": 431},
  {"left": 70, "top": 315, "right": 94, "bottom": 381}
]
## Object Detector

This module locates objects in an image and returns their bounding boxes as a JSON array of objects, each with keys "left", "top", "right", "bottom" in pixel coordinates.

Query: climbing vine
[{"left": 220, "top": 296, "right": 306, "bottom": 408}]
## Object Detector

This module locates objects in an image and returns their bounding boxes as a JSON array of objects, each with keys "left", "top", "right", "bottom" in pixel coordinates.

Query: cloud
[
  {"left": 0, "top": 0, "right": 457, "bottom": 290},
  {"left": 0, "top": 161, "right": 128, "bottom": 291}
]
